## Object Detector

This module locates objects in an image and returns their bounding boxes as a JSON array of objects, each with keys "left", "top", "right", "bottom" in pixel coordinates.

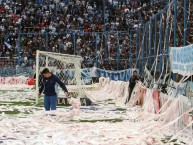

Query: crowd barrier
[
  {"left": 85, "top": 77, "right": 129, "bottom": 104},
  {"left": 0, "top": 57, "right": 18, "bottom": 67},
  {"left": 86, "top": 77, "right": 192, "bottom": 129},
  {"left": 130, "top": 80, "right": 191, "bottom": 128},
  {"left": 0, "top": 66, "right": 134, "bottom": 82},
  {"left": 0, "top": 76, "right": 35, "bottom": 85},
  {"left": 83, "top": 67, "right": 137, "bottom": 82},
  {"left": 0, "top": 66, "right": 33, "bottom": 77}
]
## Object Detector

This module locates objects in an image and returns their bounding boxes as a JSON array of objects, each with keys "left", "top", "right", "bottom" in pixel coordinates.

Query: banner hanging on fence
[
  {"left": 0, "top": 67, "right": 33, "bottom": 77},
  {"left": 170, "top": 44, "right": 193, "bottom": 76},
  {"left": 0, "top": 66, "right": 137, "bottom": 82},
  {"left": 82, "top": 67, "right": 138, "bottom": 81}
]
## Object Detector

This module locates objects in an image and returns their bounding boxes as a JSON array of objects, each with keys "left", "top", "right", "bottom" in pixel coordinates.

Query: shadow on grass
[
  {"left": 0, "top": 101, "right": 34, "bottom": 106},
  {"left": 0, "top": 109, "right": 38, "bottom": 115},
  {"left": 161, "top": 136, "right": 186, "bottom": 144},
  {"left": 73, "top": 118, "right": 123, "bottom": 123}
]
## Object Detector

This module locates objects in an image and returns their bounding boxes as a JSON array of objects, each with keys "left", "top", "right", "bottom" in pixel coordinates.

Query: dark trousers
[
  {"left": 125, "top": 87, "right": 134, "bottom": 104},
  {"left": 128, "top": 87, "right": 134, "bottom": 101}
]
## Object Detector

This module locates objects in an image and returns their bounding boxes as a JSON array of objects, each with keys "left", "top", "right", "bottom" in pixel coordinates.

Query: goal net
[{"left": 35, "top": 50, "right": 87, "bottom": 104}]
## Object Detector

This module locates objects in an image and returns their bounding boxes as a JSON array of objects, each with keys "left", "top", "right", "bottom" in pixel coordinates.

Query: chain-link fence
[
  {"left": 13, "top": 0, "right": 192, "bottom": 75},
  {"left": 0, "top": 57, "right": 18, "bottom": 67}
]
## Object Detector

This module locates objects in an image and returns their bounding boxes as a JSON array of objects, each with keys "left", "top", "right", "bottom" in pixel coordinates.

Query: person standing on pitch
[
  {"left": 125, "top": 70, "right": 139, "bottom": 104},
  {"left": 39, "top": 68, "right": 68, "bottom": 111}
]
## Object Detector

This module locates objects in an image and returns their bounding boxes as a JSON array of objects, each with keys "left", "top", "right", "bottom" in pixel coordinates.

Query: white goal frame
[{"left": 35, "top": 50, "right": 83, "bottom": 104}]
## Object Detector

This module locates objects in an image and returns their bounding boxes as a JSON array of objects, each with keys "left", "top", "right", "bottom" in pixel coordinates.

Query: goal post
[{"left": 35, "top": 50, "right": 84, "bottom": 104}]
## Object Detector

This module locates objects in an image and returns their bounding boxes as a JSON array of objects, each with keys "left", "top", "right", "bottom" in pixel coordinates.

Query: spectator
[
  {"left": 0, "top": 0, "right": 191, "bottom": 71},
  {"left": 125, "top": 70, "right": 139, "bottom": 104}
]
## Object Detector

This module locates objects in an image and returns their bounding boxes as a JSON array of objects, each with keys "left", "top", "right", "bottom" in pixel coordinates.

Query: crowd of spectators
[
  {"left": 0, "top": 0, "right": 192, "bottom": 71},
  {"left": 170, "top": 0, "right": 193, "bottom": 47}
]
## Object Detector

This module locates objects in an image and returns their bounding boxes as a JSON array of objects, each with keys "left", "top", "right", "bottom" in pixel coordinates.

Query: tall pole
[
  {"left": 102, "top": 0, "right": 107, "bottom": 62},
  {"left": 174, "top": 0, "right": 177, "bottom": 47},
  {"left": 154, "top": 15, "right": 157, "bottom": 76},
  {"left": 159, "top": 14, "right": 163, "bottom": 75},
  {"left": 116, "top": 32, "right": 120, "bottom": 70},
  {"left": 73, "top": 32, "right": 76, "bottom": 55},
  {"left": 136, "top": 30, "right": 139, "bottom": 68},
  {"left": 183, "top": 0, "right": 187, "bottom": 46},
  {"left": 17, "top": 33, "right": 21, "bottom": 66},
  {"left": 173, "top": 0, "right": 177, "bottom": 81},
  {"left": 129, "top": 30, "right": 132, "bottom": 68},
  {"left": 150, "top": 19, "right": 152, "bottom": 70},
  {"left": 166, "top": 6, "right": 169, "bottom": 65},
  {"left": 46, "top": 33, "right": 48, "bottom": 51},
  {"left": 142, "top": 27, "right": 145, "bottom": 73},
  {"left": 103, "top": 0, "right": 106, "bottom": 32},
  {"left": 35, "top": 50, "right": 40, "bottom": 105},
  {"left": 95, "top": 33, "right": 98, "bottom": 67},
  {"left": 145, "top": 23, "right": 149, "bottom": 71}
]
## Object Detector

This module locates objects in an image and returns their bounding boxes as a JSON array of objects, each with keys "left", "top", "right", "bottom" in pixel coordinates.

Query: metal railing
[
  {"left": 0, "top": 57, "right": 18, "bottom": 67},
  {"left": 0, "top": 0, "right": 191, "bottom": 75}
]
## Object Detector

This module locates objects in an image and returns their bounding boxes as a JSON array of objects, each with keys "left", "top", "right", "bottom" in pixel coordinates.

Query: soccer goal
[{"left": 35, "top": 50, "right": 88, "bottom": 104}]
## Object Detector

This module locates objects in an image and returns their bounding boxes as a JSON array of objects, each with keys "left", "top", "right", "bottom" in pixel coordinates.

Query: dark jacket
[
  {"left": 39, "top": 74, "right": 68, "bottom": 96},
  {"left": 129, "top": 76, "right": 139, "bottom": 89}
]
